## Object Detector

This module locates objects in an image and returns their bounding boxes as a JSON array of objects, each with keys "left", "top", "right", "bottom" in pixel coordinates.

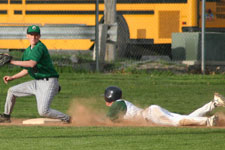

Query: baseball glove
[{"left": 0, "top": 54, "right": 12, "bottom": 66}]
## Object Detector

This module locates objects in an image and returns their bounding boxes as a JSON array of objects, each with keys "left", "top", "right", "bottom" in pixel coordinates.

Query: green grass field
[
  {"left": 0, "top": 70, "right": 225, "bottom": 150},
  {"left": 0, "top": 126, "right": 224, "bottom": 150}
]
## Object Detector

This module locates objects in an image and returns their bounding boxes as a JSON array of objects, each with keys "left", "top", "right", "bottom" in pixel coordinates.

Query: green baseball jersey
[
  {"left": 107, "top": 99, "right": 144, "bottom": 122},
  {"left": 22, "top": 41, "right": 59, "bottom": 79},
  {"left": 107, "top": 100, "right": 127, "bottom": 121}
]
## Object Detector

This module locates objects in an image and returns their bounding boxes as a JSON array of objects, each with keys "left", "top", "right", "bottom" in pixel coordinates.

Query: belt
[
  {"left": 37, "top": 77, "right": 49, "bottom": 81},
  {"left": 36, "top": 77, "right": 58, "bottom": 81}
]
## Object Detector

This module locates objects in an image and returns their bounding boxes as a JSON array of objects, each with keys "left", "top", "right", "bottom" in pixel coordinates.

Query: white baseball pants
[{"left": 142, "top": 101, "right": 215, "bottom": 126}]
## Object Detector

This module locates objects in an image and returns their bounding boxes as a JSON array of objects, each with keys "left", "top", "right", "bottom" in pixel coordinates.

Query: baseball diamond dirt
[{"left": 1, "top": 101, "right": 225, "bottom": 128}]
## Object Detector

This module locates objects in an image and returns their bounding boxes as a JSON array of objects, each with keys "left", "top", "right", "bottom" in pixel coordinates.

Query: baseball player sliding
[
  {"left": 104, "top": 86, "right": 225, "bottom": 126},
  {"left": 0, "top": 25, "right": 71, "bottom": 123}
]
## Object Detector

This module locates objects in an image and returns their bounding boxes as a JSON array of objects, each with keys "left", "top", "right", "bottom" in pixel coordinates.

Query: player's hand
[{"left": 3, "top": 76, "right": 13, "bottom": 84}]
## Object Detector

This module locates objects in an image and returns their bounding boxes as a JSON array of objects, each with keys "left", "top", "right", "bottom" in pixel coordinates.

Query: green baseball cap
[{"left": 27, "top": 25, "right": 40, "bottom": 34}]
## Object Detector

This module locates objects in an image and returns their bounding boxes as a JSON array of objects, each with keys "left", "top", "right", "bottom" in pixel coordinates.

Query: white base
[{"left": 22, "top": 118, "right": 61, "bottom": 125}]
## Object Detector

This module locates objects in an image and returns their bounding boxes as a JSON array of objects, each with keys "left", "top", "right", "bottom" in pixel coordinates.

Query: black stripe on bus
[
  {"left": 119, "top": 11, "right": 154, "bottom": 15},
  {"left": 14, "top": 10, "right": 22, "bottom": 14},
  {"left": 10, "top": 0, "right": 22, "bottom": 4},
  {"left": 118, "top": 0, "right": 187, "bottom": 3},
  {"left": 26, "top": 10, "right": 104, "bottom": 15},
  {"left": 25, "top": 10, "right": 154, "bottom": 15},
  {"left": 0, "top": 10, "right": 7, "bottom": 14},
  {"left": 216, "top": 14, "right": 225, "bottom": 19},
  {"left": 26, "top": 0, "right": 94, "bottom": 4},
  {"left": 200, "top": 0, "right": 220, "bottom": 2},
  {"left": 0, "top": 0, "right": 8, "bottom": 4},
  {"left": 217, "top": 7, "right": 225, "bottom": 13},
  {"left": 183, "top": 27, "right": 225, "bottom": 32},
  {"left": 25, "top": 0, "right": 187, "bottom": 4}
]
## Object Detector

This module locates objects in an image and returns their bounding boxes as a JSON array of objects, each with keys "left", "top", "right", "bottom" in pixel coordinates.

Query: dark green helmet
[{"left": 104, "top": 86, "right": 122, "bottom": 102}]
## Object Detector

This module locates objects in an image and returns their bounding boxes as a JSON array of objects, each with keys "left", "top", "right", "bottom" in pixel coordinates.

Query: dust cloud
[
  {"left": 67, "top": 98, "right": 152, "bottom": 127},
  {"left": 66, "top": 98, "right": 225, "bottom": 127},
  {"left": 216, "top": 112, "right": 225, "bottom": 127}
]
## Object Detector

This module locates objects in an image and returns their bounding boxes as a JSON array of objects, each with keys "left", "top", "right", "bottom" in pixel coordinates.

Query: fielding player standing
[
  {"left": 0, "top": 25, "right": 71, "bottom": 123},
  {"left": 104, "top": 86, "right": 225, "bottom": 126}
]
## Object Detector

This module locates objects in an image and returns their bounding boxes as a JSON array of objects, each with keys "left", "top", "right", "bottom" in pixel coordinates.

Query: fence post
[
  {"left": 104, "top": 0, "right": 117, "bottom": 61},
  {"left": 93, "top": 24, "right": 108, "bottom": 71},
  {"left": 95, "top": 0, "right": 100, "bottom": 72},
  {"left": 201, "top": 0, "right": 206, "bottom": 74}
]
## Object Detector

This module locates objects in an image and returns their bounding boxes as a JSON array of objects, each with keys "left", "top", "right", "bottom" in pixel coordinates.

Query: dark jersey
[
  {"left": 107, "top": 100, "right": 127, "bottom": 121},
  {"left": 22, "top": 41, "right": 59, "bottom": 79}
]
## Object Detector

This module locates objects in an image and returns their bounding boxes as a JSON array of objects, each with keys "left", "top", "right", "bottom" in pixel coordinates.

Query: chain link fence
[
  {"left": 95, "top": 0, "right": 225, "bottom": 74},
  {"left": 0, "top": 0, "right": 225, "bottom": 74}
]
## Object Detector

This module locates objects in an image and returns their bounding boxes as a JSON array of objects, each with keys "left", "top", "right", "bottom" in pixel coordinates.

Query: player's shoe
[
  {"left": 213, "top": 93, "right": 225, "bottom": 107},
  {"left": 207, "top": 115, "right": 218, "bottom": 127},
  {"left": 62, "top": 116, "right": 71, "bottom": 124},
  {"left": 0, "top": 114, "right": 11, "bottom": 123}
]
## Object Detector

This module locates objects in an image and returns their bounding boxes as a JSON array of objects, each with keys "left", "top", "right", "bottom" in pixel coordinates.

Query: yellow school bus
[{"left": 0, "top": 0, "right": 224, "bottom": 56}]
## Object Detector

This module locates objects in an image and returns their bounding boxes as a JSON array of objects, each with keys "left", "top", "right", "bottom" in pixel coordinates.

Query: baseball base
[{"left": 22, "top": 118, "right": 61, "bottom": 125}]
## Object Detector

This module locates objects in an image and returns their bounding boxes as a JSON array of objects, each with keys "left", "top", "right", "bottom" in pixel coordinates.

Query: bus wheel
[
  {"left": 97, "top": 15, "right": 129, "bottom": 59},
  {"left": 116, "top": 15, "right": 129, "bottom": 59}
]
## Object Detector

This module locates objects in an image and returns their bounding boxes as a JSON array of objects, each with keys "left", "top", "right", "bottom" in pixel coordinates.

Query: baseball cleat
[
  {"left": 207, "top": 115, "right": 218, "bottom": 127},
  {"left": 62, "top": 116, "right": 71, "bottom": 124},
  {"left": 214, "top": 93, "right": 225, "bottom": 107},
  {"left": 0, "top": 114, "right": 11, "bottom": 123}
]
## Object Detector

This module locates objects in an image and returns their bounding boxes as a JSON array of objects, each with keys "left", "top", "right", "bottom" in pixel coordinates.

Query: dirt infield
[{"left": 1, "top": 103, "right": 225, "bottom": 128}]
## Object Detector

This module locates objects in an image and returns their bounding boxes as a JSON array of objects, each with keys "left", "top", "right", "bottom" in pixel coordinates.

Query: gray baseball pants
[{"left": 4, "top": 78, "right": 70, "bottom": 121}]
